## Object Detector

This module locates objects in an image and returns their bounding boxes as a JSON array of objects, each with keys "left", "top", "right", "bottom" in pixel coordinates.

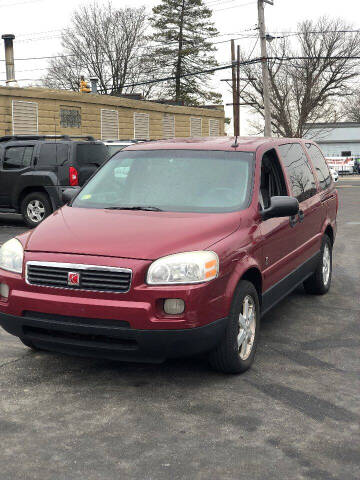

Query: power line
[
  {"left": 0, "top": 0, "right": 45, "bottom": 7},
  {"left": 213, "top": 1, "right": 256, "bottom": 12},
  {"left": 4, "top": 54, "right": 360, "bottom": 86},
  {"left": 121, "top": 58, "right": 262, "bottom": 88},
  {"left": 0, "top": 34, "right": 259, "bottom": 63},
  {"left": 268, "top": 29, "right": 360, "bottom": 36}
]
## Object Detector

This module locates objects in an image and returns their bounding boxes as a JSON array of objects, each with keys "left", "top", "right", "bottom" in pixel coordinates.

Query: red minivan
[{"left": 0, "top": 137, "right": 337, "bottom": 373}]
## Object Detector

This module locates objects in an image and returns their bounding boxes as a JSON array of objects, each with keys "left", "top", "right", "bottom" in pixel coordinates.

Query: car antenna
[{"left": 231, "top": 136, "right": 239, "bottom": 148}]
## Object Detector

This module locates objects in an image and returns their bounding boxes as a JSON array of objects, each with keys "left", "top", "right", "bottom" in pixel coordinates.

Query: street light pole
[{"left": 257, "top": 0, "right": 273, "bottom": 137}]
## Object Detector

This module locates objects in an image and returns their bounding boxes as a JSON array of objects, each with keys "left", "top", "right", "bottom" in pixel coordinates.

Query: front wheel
[
  {"left": 303, "top": 235, "right": 333, "bottom": 295},
  {"left": 208, "top": 280, "right": 260, "bottom": 374},
  {"left": 21, "top": 192, "right": 52, "bottom": 228}
]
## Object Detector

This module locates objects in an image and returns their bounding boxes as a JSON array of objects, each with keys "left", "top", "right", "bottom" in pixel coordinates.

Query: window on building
[
  {"left": 341, "top": 151, "right": 351, "bottom": 157},
  {"left": 60, "top": 108, "right": 81, "bottom": 128},
  {"left": 306, "top": 143, "right": 332, "bottom": 191},
  {"left": 3, "top": 146, "right": 34, "bottom": 169},
  {"left": 209, "top": 119, "right": 220, "bottom": 136},
  {"left": 163, "top": 114, "right": 175, "bottom": 139},
  {"left": 134, "top": 113, "right": 150, "bottom": 140},
  {"left": 101, "top": 109, "right": 119, "bottom": 140},
  {"left": 12, "top": 100, "right": 38, "bottom": 135},
  {"left": 278, "top": 143, "right": 317, "bottom": 202},
  {"left": 190, "top": 117, "right": 202, "bottom": 137}
]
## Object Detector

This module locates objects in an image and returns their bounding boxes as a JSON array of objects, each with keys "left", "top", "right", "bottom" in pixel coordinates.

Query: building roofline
[
  {"left": 316, "top": 139, "right": 360, "bottom": 145},
  {"left": 0, "top": 86, "right": 224, "bottom": 118},
  {"left": 305, "top": 122, "right": 360, "bottom": 129}
]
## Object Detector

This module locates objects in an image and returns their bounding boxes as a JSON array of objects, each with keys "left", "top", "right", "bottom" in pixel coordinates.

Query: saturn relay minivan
[{"left": 0, "top": 137, "right": 338, "bottom": 373}]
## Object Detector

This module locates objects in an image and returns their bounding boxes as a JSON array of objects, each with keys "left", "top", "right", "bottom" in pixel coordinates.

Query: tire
[
  {"left": 21, "top": 192, "right": 52, "bottom": 228},
  {"left": 208, "top": 280, "right": 260, "bottom": 374},
  {"left": 303, "top": 235, "right": 332, "bottom": 295},
  {"left": 20, "top": 337, "right": 40, "bottom": 351}
]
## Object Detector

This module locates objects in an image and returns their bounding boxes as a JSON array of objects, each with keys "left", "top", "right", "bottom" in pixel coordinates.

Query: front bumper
[
  {"left": 0, "top": 311, "right": 227, "bottom": 363},
  {"left": 0, "top": 250, "right": 230, "bottom": 362}
]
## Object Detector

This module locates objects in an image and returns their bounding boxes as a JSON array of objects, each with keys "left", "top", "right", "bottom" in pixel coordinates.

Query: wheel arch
[
  {"left": 241, "top": 267, "right": 263, "bottom": 302},
  {"left": 324, "top": 224, "right": 334, "bottom": 245},
  {"left": 224, "top": 262, "right": 263, "bottom": 315},
  {"left": 18, "top": 187, "right": 51, "bottom": 210}
]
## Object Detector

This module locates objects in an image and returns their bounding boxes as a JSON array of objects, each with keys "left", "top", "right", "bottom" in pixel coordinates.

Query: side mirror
[
  {"left": 62, "top": 187, "right": 80, "bottom": 204},
  {"left": 261, "top": 196, "right": 299, "bottom": 221}
]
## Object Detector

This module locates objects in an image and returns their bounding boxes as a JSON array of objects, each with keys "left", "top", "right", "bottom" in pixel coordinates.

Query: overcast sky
[{"left": 1, "top": 0, "right": 360, "bottom": 134}]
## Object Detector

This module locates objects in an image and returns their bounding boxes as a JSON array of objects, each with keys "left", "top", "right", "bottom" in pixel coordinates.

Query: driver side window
[{"left": 260, "top": 149, "right": 287, "bottom": 210}]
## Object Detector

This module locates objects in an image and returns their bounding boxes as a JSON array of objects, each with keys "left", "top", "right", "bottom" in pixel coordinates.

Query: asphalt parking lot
[{"left": 0, "top": 177, "right": 359, "bottom": 480}]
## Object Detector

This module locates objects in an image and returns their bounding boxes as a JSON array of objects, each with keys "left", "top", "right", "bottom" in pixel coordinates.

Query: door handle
[
  {"left": 298, "top": 210, "right": 305, "bottom": 223},
  {"left": 289, "top": 215, "right": 298, "bottom": 228}
]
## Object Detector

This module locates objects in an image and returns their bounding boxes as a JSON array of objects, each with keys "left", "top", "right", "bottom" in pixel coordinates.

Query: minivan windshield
[{"left": 72, "top": 150, "right": 254, "bottom": 213}]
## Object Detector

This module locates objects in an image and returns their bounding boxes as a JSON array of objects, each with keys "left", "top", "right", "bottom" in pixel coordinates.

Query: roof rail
[
  {"left": 0, "top": 134, "right": 99, "bottom": 143},
  {"left": 68, "top": 135, "right": 96, "bottom": 141},
  {"left": 0, "top": 135, "right": 72, "bottom": 143}
]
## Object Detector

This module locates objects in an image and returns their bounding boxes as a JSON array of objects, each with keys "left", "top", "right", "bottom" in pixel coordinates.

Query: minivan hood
[{"left": 25, "top": 206, "right": 241, "bottom": 260}]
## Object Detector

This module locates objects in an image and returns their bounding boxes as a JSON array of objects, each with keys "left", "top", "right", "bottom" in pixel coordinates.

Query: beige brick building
[{"left": 0, "top": 86, "right": 225, "bottom": 140}]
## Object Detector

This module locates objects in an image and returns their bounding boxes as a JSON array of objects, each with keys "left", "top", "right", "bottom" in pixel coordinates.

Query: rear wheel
[
  {"left": 21, "top": 192, "right": 52, "bottom": 228},
  {"left": 208, "top": 280, "right": 260, "bottom": 374},
  {"left": 303, "top": 235, "right": 332, "bottom": 295}
]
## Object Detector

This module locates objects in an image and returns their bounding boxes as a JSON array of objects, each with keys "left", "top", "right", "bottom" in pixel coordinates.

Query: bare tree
[
  {"left": 43, "top": 2, "right": 155, "bottom": 97},
  {"left": 240, "top": 17, "right": 360, "bottom": 137},
  {"left": 342, "top": 90, "right": 360, "bottom": 122}
]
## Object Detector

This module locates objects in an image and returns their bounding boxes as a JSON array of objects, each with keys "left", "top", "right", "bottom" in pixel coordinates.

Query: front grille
[{"left": 26, "top": 262, "right": 132, "bottom": 293}]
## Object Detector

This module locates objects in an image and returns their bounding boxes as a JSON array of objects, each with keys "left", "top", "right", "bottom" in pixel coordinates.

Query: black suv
[{"left": 0, "top": 135, "right": 109, "bottom": 227}]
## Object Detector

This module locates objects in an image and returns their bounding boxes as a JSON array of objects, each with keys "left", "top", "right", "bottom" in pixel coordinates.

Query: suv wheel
[
  {"left": 303, "top": 234, "right": 333, "bottom": 295},
  {"left": 208, "top": 280, "right": 260, "bottom": 374},
  {"left": 21, "top": 192, "right": 52, "bottom": 228}
]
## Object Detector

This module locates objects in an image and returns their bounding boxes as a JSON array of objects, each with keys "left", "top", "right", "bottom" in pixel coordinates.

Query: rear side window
[
  {"left": 38, "top": 143, "right": 69, "bottom": 166},
  {"left": 76, "top": 144, "right": 109, "bottom": 165},
  {"left": 3, "top": 146, "right": 34, "bottom": 169},
  {"left": 306, "top": 143, "right": 332, "bottom": 190},
  {"left": 278, "top": 143, "right": 317, "bottom": 202},
  {"left": 38, "top": 144, "right": 57, "bottom": 166}
]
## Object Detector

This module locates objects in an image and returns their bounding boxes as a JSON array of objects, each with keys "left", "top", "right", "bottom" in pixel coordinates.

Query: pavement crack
[{"left": 0, "top": 352, "right": 32, "bottom": 370}]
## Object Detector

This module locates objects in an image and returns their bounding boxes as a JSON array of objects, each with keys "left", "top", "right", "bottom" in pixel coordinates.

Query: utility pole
[
  {"left": 231, "top": 39, "right": 238, "bottom": 137},
  {"left": 236, "top": 45, "right": 240, "bottom": 136},
  {"left": 258, "top": 0, "right": 273, "bottom": 137}
]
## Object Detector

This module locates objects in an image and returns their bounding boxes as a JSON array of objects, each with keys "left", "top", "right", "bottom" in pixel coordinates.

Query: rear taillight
[{"left": 69, "top": 166, "right": 79, "bottom": 186}]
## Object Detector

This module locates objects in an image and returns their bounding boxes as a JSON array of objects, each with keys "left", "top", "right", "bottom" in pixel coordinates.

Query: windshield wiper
[{"left": 105, "top": 206, "right": 164, "bottom": 211}]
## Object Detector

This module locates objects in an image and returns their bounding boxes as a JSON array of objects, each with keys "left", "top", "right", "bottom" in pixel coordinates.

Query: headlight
[
  {"left": 147, "top": 251, "right": 219, "bottom": 285},
  {"left": 0, "top": 238, "right": 24, "bottom": 274}
]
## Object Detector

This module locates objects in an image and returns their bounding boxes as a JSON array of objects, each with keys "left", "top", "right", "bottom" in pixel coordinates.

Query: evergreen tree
[{"left": 150, "top": 0, "right": 221, "bottom": 105}]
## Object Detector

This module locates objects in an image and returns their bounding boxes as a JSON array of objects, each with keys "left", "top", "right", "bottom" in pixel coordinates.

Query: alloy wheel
[
  {"left": 237, "top": 295, "right": 256, "bottom": 360},
  {"left": 27, "top": 200, "right": 45, "bottom": 223},
  {"left": 322, "top": 244, "right": 331, "bottom": 286}
]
